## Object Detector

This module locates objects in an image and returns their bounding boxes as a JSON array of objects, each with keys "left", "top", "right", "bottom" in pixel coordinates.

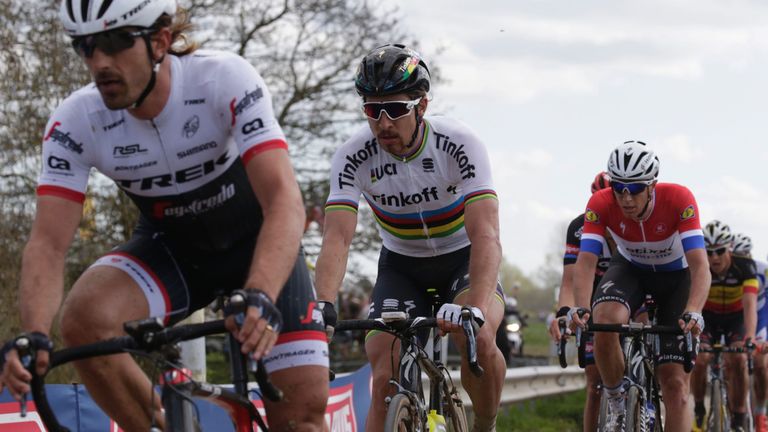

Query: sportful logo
[
  {"left": 422, "top": 158, "right": 435, "bottom": 172},
  {"left": 182, "top": 115, "right": 200, "bottom": 138},
  {"left": 229, "top": 87, "right": 264, "bottom": 125},
  {"left": 44, "top": 122, "right": 83, "bottom": 154}
]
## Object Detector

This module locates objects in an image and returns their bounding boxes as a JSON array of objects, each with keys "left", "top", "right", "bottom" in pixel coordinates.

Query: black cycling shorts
[
  {"left": 591, "top": 254, "right": 691, "bottom": 365},
  {"left": 367, "top": 246, "right": 505, "bottom": 329},
  {"left": 700, "top": 311, "right": 745, "bottom": 346},
  {"left": 90, "top": 224, "right": 327, "bottom": 372}
]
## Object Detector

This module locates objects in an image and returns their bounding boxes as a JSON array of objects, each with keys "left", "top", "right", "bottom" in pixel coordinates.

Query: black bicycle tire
[
  {"left": 707, "top": 379, "right": 727, "bottom": 432},
  {"left": 625, "top": 386, "right": 645, "bottom": 432},
  {"left": 384, "top": 393, "right": 419, "bottom": 432},
  {"left": 442, "top": 383, "right": 468, "bottom": 432}
]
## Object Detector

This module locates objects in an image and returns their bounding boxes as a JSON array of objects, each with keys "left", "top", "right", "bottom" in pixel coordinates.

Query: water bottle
[
  {"left": 646, "top": 400, "right": 656, "bottom": 431},
  {"left": 427, "top": 409, "right": 447, "bottom": 432}
]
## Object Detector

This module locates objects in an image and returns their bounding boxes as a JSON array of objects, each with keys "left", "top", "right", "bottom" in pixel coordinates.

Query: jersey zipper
[
  {"left": 401, "top": 154, "right": 437, "bottom": 255},
  {"left": 637, "top": 220, "right": 656, "bottom": 272}
]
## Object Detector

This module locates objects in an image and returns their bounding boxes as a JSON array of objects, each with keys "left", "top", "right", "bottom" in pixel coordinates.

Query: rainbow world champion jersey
[
  {"left": 325, "top": 116, "right": 497, "bottom": 257},
  {"left": 36, "top": 50, "right": 287, "bottom": 252},
  {"left": 579, "top": 183, "right": 706, "bottom": 271}
]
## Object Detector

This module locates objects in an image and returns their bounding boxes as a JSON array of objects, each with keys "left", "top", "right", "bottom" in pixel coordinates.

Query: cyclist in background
[
  {"left": 0, "top": 1, "right": 328, "bottom": 430},
  {"left": 549, "top": 170, "right": 613, "bottom": 432},
  {"left": 732, "top": 232, "right": 768, "bottom": 432},
  {"left": 570, "top": 140, "right": 710, "bottom": 432},
  {"left": 690, "top": 222, "right": 758, "bottom": 432},
  {"left": 314, "top": 44, "right": 505, "bottom": 432}
]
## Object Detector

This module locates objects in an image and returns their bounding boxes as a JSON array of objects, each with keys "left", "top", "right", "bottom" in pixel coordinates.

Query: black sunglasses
[
  {"left": 71, "top": 28, "right": 156, "bottom": 58},
  {"left": 706, "top": 247, "right": 728, "bottom": 257}
]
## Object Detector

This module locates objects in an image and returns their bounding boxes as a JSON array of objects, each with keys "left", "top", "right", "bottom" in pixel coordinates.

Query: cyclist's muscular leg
[
  {"left": 591, "top": 302, "right": 630, "bottom": 387},
  {"left": 451, "top": 294, "right": 505, "bottom": 431},
  {"left": 59, "top": 266, "right": 162, "bottom": 431},
  {"left": 364, "top": 332, "right": 400, "bottom": 432},
  {"left": 755, "top": 352, "right": 768, "bottom": 411},
  {"left": 657, "top": 363, "right": 693, "bottom": 431},
  {"left": 725, "top": 348, "right": 749, "bottom": 414},
  {"left": 690, "top": 350, "right": 711, "bottom": 407},
  {"left": 264, "top": 365, "right": 328, "bottom": 431}
]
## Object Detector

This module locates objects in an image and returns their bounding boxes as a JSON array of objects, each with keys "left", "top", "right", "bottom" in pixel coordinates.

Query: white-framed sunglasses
[{"left": 362, "top": 97, "right": 422, "bottom": 121}]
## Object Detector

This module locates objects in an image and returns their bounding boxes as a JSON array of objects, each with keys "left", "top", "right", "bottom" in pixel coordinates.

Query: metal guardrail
[{"left": 425, "top": 365, "right": 586, "bottom": 409}]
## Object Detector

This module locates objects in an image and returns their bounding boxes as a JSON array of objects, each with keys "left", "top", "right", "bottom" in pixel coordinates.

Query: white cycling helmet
[
  {"left": 607, "top": 140, "right": 660, "bottom": 183},
  {"left": 732, "top": 232, "right": 752, "bottom": 256},
  {"left": 60, "top": 0, "right": 176, "bottom": 36},
  {"left": 703, "top": 220, "right": 733, "bottom": 248}
]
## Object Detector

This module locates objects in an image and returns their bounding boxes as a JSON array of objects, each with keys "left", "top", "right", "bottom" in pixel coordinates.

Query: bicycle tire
[
  {"left": 384, "top": 393, "right": 421, "bottom": 432},
  {"left": 442, "top": 384, "right": 468, "bottom": 432},
  {"left": 706, "top": 379, "right": 728, "bottom": 432},
  {"left": 597, "top": 390, "right": 609, "bottom": 430},
  {"left": 625, "top": 386, "right": 645, "bottom": 432}
]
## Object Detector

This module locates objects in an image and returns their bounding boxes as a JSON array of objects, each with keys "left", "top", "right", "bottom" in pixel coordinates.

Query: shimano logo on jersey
[
  {"left": 370, "top": 163, "right": 398, "bottom": 183},
  {"left": 102, "top": 118, "right": 125, "bottom": 131},
  {"left": 176, "top": 141, "right": 218, "bottom": 159},
  {"left": 118, "top": 151, "right": 230, "bottom": 190},
  {"left": 229, "top": 87, "right": 264, "bottom": 125},
  {"left": 115, "top": 161, "right": 158, "bottom": 171},
  {"left": 337, "top": 140, "right": 378, "bottom": 189},
  {"left": 434, "top": 132, "right": 475, "bottom": 179},
  {"left": 44, "top": 122, "right": 83, "bottom": 154},
  {"left": 369, "top": 186, "right": 439, "bottom": 207},
  {"left": 182, "top": 115, "right": 200, "bottom": 138},
  {"left": 113, "top": 144, "right": 148, "bottom": 157},
  {"left": 153, "top": 183, "right": 236, "bottom": 218}
]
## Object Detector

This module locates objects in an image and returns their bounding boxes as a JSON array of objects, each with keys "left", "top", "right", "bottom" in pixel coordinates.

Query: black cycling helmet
[{"left": 355, "top": 44, "right": 431, "bottom": 97}]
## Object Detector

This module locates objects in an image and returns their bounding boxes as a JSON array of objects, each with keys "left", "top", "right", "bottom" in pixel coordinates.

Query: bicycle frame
[{"left": 24, "top": 318, "right": 280, "bottom": 432}]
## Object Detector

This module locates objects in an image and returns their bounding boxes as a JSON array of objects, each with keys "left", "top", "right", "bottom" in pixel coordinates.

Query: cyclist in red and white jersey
[
  {"left": 315, "top": 44, "right": 505, "bottom": 432},
  {"left": 570, "top": 140, "right": 710, "bottom": 432},
  {"left": 0, "top": 1, "right": 328, "bottom": 430},
  {"left": 549, "top": 171, "right": 614, "bottom": 432}
]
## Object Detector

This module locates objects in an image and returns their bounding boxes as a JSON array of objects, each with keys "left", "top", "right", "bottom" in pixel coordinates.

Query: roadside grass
[
  {"left": 497, "top": 390, "right": 585, "bottom": 431},
  {"left": 520, "top": 319, "right": 553, "bottom": 358}
]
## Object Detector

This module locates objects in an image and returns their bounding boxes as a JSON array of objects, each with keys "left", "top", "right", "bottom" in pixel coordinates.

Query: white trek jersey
[
  {"left": 38, "top": 50, "right": 287, "bottom": 251},
  {"left": 325, "top": 116, "right": 497, "bottom": 257}
]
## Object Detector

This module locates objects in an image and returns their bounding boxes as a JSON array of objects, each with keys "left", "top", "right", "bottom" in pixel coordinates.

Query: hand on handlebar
[
  {"left": 317, "top": 301, "right": 337, "bottom": 340},
  {"left": 567, "top": 307, "right": 590, "bottom": 333},
  {"left": 549, "top": 307, "right": 573, "bottom": 341},
  {"left": 678, "top": 311, "right": 704, "bottom": 336},
  {"left": 224, "top": 289, "right": 283, "bottom": 360},
  {"left": 0, "top": 333, "right": 53, "bottom": 402},
  {"left": 436, "top": 303, "right": 485, "bottom": 336}
]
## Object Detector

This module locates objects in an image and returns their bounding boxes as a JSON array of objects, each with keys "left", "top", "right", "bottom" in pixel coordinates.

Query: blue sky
[{"left": 389, "top": 0, "right": 768, "bottom": 275}]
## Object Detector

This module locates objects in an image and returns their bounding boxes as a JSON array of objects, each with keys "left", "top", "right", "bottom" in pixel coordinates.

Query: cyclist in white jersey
[
  {"left": 733, "top": 233, "right": 768, "bottom": 432},
  {"left": 0, "top": 1, "right": 328, "bottom": 430},
  {"left": 314, "top": 44, "right": 505, "bottom": 432}
]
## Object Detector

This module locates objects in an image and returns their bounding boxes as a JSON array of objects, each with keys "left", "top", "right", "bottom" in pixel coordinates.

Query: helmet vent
[
  {"left": 97, "top": 0, "right": 115, "bottom": 19},
  {"left": 65, "top": 0, "right": 76, "bottom": 22},
  {"left": 81, "top": 0, "right": 91, "bottom": 22}
]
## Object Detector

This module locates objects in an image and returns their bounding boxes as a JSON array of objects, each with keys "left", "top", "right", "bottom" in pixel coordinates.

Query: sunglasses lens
[
  {"left": 71, "top": 30, "right": 140, "bottom": 57},
  {"left": 611, "top": 181, "right": 647, "bottom": 195},
  {"left": 707, "top": 247, "right": 727, "bottom": 256},
  {"left": 363, "top": 101, "right": 415, "bottom": 120}
]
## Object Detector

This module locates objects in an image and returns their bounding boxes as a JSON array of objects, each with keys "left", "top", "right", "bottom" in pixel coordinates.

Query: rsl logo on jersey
[
  {"left": 585, "top": 209, "right": 600, "bottom": 224},
  {"left": 680, "top": 205, "right": 695, "bottom": 220}
]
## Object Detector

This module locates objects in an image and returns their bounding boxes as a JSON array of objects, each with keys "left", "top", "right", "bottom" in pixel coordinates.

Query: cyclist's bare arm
[
  {"left": 461, "top": 198, "right": 501, "bottom": 317},
  {"left": 314, "top": 209, "right": 358, "bottom": 303},
  {"left": 549, "top": 263, "right": 575, "bottom": 340},
  {"left": 2, "top": 195, "right": 82, "bottom": 396},
  {"left": 235, "top": 149, "right": 305, "bottom": 354},
  {"left": 571, "top": 251, "right": 598, "bottom": 326},
  {"left": 680, "top": 248, "right": 711, "bottom": 333},
  {"left": 743, "top": 290, "right": 758, "bottom": 342}
]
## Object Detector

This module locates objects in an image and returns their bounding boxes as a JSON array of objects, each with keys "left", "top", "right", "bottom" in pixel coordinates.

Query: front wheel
[
  {"left": 706, "top": 379, "right": 728, "bottom": 432},
  {"left": 384, "top": 393, "right": 422, "bottom": 432},
  {"left": 442, "top": 385, "right": 469, "bottom": 432}
]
